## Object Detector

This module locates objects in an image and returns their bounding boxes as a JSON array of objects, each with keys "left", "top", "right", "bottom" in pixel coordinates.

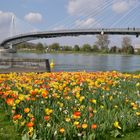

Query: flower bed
[{"left": 0, "top": 71, "right": 140, "bottom": 139}]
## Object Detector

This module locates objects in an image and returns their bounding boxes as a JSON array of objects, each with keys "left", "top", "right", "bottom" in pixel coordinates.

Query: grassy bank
[
  {"left": 17, "top": 49, "right": 136, "bottom": 55},
  {"left": 0, "top": 109, "right": 21, "bottom": 140}
]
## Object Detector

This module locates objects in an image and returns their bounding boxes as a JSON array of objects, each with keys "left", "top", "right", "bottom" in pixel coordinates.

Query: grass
[
  {"left": 118, "top": 130, "right": 140, "bottom": 140},
  {"left": 103, "top": 130, "right": 140, "bottom": 140},
  {"left": 128, "top": 71, "right": 140, "bottom": 74},
  {"left": 0, "top": 109, "right": 21, "bottom": 140}
]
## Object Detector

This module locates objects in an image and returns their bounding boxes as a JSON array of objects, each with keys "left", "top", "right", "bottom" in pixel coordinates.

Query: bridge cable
[
  {"left": 110, "top": 2, "right": 140, "bottom": 28},
  {"left": 119, "top": 5, "right": 140, "bottom": 27},
  {"left": 47, "top": 0, "right": 114, "bottom": 29},
  {"left": 75, "top": 2, "right": 114, "bottom": 28},
  {"left": 69, "top": 0, "right": 114, "bottom": 28}
]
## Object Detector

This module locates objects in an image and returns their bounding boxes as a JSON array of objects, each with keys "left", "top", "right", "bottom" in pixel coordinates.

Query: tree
[
  {"left": 122, "top": 37, "right": 134, "bottom": 54},
  {"left": 128, "top": 46, "right": 134, "bottom": 54},
  {"left": 95, "top": 34, "right": 110, "bottom": 52},
  {"left": 122, "top": 45, "right": 134, "bottom": 54},
  {"left": 136, "top": 49, "right": 140, "bottom": 55},
  {"left": 81, "top": 44, "right": 91, "bottom": 52},
  {"left": 49, "top": 43, "right": 60, "bottom": 51},
  {"left": 63, "top": 46, "right": 72, "bottom": 51},
  {"left": 73, "top": 45, "right": 80, "bottom": 51},
  {"left": 92, "top": 45, "right": 99, "bottom": 52},
  {"left": 36, "top": 43, "right": 44, "bottom": 51},
  {"left": 109, "top": 46, "right": 117, "bottom": 53},
  {"left": 122, "top": 36, "right": 131, "bottom": 48}
]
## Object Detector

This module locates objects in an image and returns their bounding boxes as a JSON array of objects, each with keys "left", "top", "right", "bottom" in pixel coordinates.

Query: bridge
[{"left": 0, "top": 28, "right": 140, "bottom": 48}]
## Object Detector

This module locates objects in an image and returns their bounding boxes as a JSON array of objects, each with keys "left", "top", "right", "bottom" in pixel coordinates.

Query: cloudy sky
[{"left": 0, "top": 0, "right": 140, "bottom": 46}]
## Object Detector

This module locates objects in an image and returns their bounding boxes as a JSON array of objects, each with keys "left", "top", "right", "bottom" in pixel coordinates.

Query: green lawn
[
  {"left": 102, "top": 130, "right": 140, "bottom": 140},
  {"left": 118, "top": 130, "right": 140, "bottom": 140},
  {"left": 0, "top": 109, "right": 21, "bottom": 140}
]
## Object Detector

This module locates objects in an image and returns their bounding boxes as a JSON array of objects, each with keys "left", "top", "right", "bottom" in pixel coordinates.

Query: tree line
[{"left": 16, "top": 35, "right": 139, "bottom": 54}]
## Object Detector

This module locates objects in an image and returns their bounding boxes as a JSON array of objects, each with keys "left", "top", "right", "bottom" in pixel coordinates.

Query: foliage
[
  {"left": 49, "top": 43, "right": 60, "bottom": 51},
  {"left": 62, "top": 45, "right": 73, "bottom": 51},
  {"left": 16, "top": 42, "right": 46, "bottom": 52},
  {"left": 0, "top": 71, "right": 140, "bottom": 140},
  {"left": 122, "top": 36, "right": 131, "bottom": 48},
  {"left": 0, "top": 110, "right": 21, "bottom": 140},
  {"left": 121, "top": 45, "right": 134, "bottom": 54},
  {"left": 95, "top": 34, "right": 110, "bottom": 51},
  {"left": 74, "top": 45, "right": 80, "bottom": 51},
  {"left": 36, "top": 43, "right": 44, "bottom": 51},
  {"left": 135, "top": 49, "right": 140, "bottom": 55},
  {"left": 81, "top": 44, "right": 92, "bottom": 52},
  {"left": 15, "top": 35, "right": 137, "bottom": 54},
  {"left": 109, "top": 46, "right": 118, "bottom": 53},
  {"left": 121, "top": 37, "right": 134, "bottom": 54},
  {"left": 92, "top": 45, "right": 99, "bottom": 52}
]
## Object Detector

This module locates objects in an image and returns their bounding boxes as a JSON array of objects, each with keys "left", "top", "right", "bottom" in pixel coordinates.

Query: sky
[{"left": 0, "top": 0, "right": 140, "bottom": 47}]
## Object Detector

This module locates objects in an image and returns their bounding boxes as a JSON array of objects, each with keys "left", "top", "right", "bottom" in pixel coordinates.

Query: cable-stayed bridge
[
  {"left": 0, "top": 28, "right": 140, "bottom": 48},
  {"left": 0, "top": 0, "right": 140, "bottom": 49}
]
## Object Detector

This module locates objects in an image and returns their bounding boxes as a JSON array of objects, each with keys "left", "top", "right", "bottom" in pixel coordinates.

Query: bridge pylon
[
  {"left": 101, "top": 30, "right": 104, "bottom": 35},
  {"left": 10, "top": 14, "right": 16, "bottom": 37},
  {"left": 4, "top": 43, "right": 17, "bottom": 53}
]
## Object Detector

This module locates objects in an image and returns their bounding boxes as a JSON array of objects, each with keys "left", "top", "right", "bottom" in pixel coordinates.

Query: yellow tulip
[{"left": 114, "top": 121, "right": 121, "bottom": 129}]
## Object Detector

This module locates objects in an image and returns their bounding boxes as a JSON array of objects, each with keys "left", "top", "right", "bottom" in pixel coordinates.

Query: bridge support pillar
[{"left": 4, "top": 44, "right": 17, "bottom": 53}]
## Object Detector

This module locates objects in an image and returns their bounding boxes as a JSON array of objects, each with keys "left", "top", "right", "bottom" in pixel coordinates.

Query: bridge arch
[{"left": 0, "top": 28, "right": 140, "bottom": 48}]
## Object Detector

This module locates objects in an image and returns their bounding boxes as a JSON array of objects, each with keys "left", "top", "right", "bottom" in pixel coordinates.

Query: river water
[{"left": 0, "top": 52, "right": 140, "bottom": 72}]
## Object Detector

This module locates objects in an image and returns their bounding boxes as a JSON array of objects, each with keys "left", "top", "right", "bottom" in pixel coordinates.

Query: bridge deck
[{"left": 1, "top": 28, "right": 140, "bottom": 47}]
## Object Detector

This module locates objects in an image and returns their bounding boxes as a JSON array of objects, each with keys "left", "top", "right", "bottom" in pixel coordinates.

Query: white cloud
[
  {"left": 0, "top": 11, "right": 14, "bottom": 26},
  {"left": 112, "top": 1, "right": 129, "bottom": 13},
  {"left": 112, "top": 0, "right": 138, "bottom": 14},
  {"left": 0, "top": 11, "right": 15, "bottom": 41},
  {"left": 67, "top": 0, "right": 139, "bottom": 16},
  {"left": 53, "top": 25, "right": 66, "bottom": 30},
  {"left": 24, "top": 12, "right": 42, "bottom": 23},
  {"left": 67, "top": 0, "right": 104, "bottom": 16},
  {"left": 75, "top": 18, "right": 100, "bottom": 28}
]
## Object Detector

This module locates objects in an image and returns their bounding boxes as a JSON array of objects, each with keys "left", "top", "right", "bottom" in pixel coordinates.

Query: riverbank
[{"left": 17, "top": 49, "right": 139, "bottom": 55}]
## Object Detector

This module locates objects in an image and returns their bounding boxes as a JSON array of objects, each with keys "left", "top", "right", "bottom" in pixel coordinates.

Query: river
[{"left": 0, "top": 52, "right": 140, "bottom": 72}]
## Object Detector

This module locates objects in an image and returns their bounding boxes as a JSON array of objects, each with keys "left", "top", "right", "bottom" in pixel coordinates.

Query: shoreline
[{"left": 16, "top": 50, "right": 140, "bottom": 56}]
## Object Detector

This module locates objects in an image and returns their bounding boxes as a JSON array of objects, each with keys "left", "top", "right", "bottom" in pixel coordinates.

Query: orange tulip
[
  {"left": 13, "top": 114, "right": 22, "bottom": 120},
  {"left": 82, "top": 123, "right": 88, "bottom": 129},
  {"left": 24, "top": 108, "right": 30, "bottom": 113},
  {"left": 76, "top": 124, "right": 81, "bottom": 128},
  {"left": 59, "top": 128, "right": 65, "bottom": 133},
  {"left": 6, "top": 98, "right": 14, "bottom": 106},
  {"left": 73, "top": 111, "right": 81, "bottom": 117},
  {"left": 44, "top": 116, "right": 50, "bottom": 121},
  {"left": 26, "top": 122, "right": 34, "bottom": 127},
  {"left": 91, "top": 124, "right": 97, "bottom": 129},
  {"left": 31, "top": 117, "right": 35, "bottom": 122}
]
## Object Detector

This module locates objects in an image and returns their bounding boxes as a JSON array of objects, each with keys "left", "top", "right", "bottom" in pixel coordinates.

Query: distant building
[{"left": 134, "top": 44, "right": 140, "bottom": 53}]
